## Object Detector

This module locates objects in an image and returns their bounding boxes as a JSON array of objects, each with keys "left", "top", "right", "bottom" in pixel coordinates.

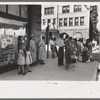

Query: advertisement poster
[{"left": 0, "top": 32, "right": 17, "bottom": 66}]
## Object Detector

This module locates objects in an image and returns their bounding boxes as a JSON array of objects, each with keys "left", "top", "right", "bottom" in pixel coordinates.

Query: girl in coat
[
  {"left": 17, "top": 43, "right": 26, "bottom": 75},
  {"left": 25, "top": 47, "right": 32, "bottom": 72}
]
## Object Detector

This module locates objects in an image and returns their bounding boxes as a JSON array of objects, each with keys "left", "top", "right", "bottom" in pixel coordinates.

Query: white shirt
[{"left": 57, "top": 38, "right": 65, "bottom": 47}]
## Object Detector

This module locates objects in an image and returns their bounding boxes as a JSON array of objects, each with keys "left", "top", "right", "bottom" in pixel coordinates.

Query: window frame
[
  {"left": 80, "top": 17, "right": 84, "bottom": 26},
  {"left": 69, "top": 18, "right": 73, "bottom": 26},
  {"left": 75, "top": 17, "right": 79, "bottom": 26},
  {"left": 62, "top": 5, "right": 70, "bottom": 13},
  {"left": 59, "top": 18, "right": 62, "bottom": 26},
  {"left": 64, "top": 18, "right": 67, "bottom": 26},
  {"left": 74, "top": 5, "right": 82, "bottom": 12},
  {"left": 44, "top": 7, "right": 54, "bottom": 15}
]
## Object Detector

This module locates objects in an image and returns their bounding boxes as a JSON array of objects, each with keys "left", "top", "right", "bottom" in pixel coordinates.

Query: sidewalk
[{"left": 0, "top": 56, "right": 98, "bottom": 81}]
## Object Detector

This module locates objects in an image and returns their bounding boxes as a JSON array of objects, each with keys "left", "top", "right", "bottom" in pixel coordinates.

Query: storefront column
[{"left": 27, "top": 5, "right": 41, "bottom": 62}]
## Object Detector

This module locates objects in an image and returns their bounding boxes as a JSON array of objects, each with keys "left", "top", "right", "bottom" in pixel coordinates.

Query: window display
[{"left": 0, "top": 27, "right": 26, "bottom": 66}]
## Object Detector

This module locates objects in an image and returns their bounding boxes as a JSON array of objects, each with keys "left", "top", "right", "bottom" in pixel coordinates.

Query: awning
[{"left": 0, "top": 17, "right": 27, "bottom": 29}]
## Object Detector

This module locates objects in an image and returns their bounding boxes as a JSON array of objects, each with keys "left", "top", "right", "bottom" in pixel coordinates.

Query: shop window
[
  {"left": 0, "top": 5, "right": 6, "bottom": 12},
  {"left": 74, "top": 5, "right": 82, "bottom": 12},
  {"left": 75, "top": 17, "right": 79, "bottom": 26},
  {"left": 8, "top": 5, "right": 20, "bottom": 16},
  {"left": 62, "top": 5, "right": 70, "bottom": 13},
  {"left": 64, "top": 18, "right": 67, "bottom": 26},
  {"left": 0, "top": 27, "right": 26, "bottom": 67},
  {"left": 80, "top": 17, "right": 84, "bottom": 25},
  {"left": 21, "top": 5, "right": 28, "bottom": 19},
  {"left": 44, "top": 7, "right": 54, "bottom": 15},
  {"left": 69, "top": 18, "right": 73, "bottom": 26},
  {"left": 59, "top": 18, "right": 62, "bottom": 26}
]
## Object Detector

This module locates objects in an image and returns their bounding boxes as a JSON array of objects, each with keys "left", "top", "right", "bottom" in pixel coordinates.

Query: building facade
[
  {"left": 0, "top": 5, "right": 41, "bottom": 69},
  {"left": 41, "top": 4, "right": 91, "bottom": 41}
]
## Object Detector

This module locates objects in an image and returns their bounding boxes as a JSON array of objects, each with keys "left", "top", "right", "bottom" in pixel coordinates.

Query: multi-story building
[{"left": 41, "top": 4, "right": 93, "bottom": 41}]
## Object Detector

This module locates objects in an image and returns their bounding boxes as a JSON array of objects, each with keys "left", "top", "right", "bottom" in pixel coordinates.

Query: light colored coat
[
  {"left": 29, "top": 39, "right": 36, "bottom": 63},
  {"left": 38, "top": 40, "right": 46, "bottom": 60}
]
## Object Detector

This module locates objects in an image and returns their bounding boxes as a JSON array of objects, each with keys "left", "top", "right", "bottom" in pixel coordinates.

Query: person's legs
[
  {"left": 61, "top": 47, "right": 64, "bottom": 65},
  {"left": 18, "top": 65, "right": 22, "bottom": 74},
  {"left": 22, "top": 65, "right": 26, "bottom": 75},
  {"left": 58, "top": 47, "right": 61, "bottom": 66},
  {"left": 52, "top": 45, "right": 55, "bottom": 58},
  {"left": 55, "top": 46, "right": 58, "bottom": 57},
  {"left": 27, "top": 65, "right": 32, "bottom": 72}
]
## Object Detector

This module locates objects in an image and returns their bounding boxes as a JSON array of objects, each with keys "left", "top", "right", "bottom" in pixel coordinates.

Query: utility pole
[
  {"left": 46, "top": 24, "right": 49, "bottom": 59},
  {"left": 57, "top": 5, "right": 59, "bottom": 30}
]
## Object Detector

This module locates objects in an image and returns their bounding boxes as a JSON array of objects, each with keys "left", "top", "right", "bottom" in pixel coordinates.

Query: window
[
  {"left": 59, "top": 18, "right": 62, "bottom": 26},
  {"left": 44, "top": 7, "right": 54, "bottom": 15},
  {"left": 69, "top": 18, "right": 73, "bottom": 26},
  {"left": 62, "top": 5, "right": 70, "bottom": 13},
  {"left": 43, "top": 19, "right": 46, "bottom": 25},
  {"left": 53, "top": 18, "right": 56, "bottom": 24},
  {"left": 74, "top": 5, "right": 82, "bottom": 12},
  {"left": 64, "top": 18, "right": 67, "bottom": 26},
  {"left": 75, "top": 17, "right": 79, "bottom": 26},
  {"left": 80, "top": 17, "right": 84, "bottom": 25}
]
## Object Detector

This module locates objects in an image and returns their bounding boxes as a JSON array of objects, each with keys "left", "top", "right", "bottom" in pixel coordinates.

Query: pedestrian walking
[
  {"left": 57, "top": 34, "right": 65, "bottom": 66},
  {"left": 29, "top": 34, "right": 37, "bottom": 66},
  {"left": 17, "top": 43, "right": 26, "bottom": 75},
  {"left": 49, "top": 38, "right": 55, "bottom": 58},
  {"left": 38, "top": 36, "right": 46, "bottom": 64},
  {"left": 25, "top": 47, "right": 32, "bottom": 73},
  {"left": 54, "top": 37, "right": 58, "bottom": 57}
]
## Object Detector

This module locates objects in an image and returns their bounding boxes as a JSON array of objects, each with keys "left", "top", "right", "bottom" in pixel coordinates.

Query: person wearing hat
[
  {"left": 38, "top": 36, "right": 46, "bottom": 64},
  {"left": 29, "top": 34, "right": 36, "bottom": 65}
]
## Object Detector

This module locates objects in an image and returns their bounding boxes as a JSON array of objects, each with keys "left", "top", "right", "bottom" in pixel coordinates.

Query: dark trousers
[
  {"left": 55, "top": 46, "right": 58, "bottom": 57},
  {"left": 58, "top": 47, "right": 64, "bottom": 66},
  {"left": 51, "top": 45, "right": 55, "bottom": 58}
]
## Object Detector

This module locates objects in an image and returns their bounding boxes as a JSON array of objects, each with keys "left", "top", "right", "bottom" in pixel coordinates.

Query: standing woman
[
  {"left": 17, "top": 36, "right": 23, "bottom": 52},
  {"left": 57, "top": 34, "right": 65, "bottom": 66},
  {"left": 29, "top": 35, "right": 36, "bottom": 65},
  {"left": 38, "top": 36, "right": 46, "bottom": 64}
]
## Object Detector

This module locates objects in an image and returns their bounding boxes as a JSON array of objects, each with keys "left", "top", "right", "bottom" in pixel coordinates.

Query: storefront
[
  {"left": 0, "top": 5, "right": 28, "bottom": 72},
  {"left": 0, "top": 17, "right": 27, "bottom": 72}
]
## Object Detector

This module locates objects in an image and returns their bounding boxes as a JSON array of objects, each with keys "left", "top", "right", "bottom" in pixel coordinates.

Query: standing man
[
  {"left": 65, "top": 34, "right": 70, "bottom": 69},
  {"left": 57, "top": 34, "right": 65, "bottom": 66}
]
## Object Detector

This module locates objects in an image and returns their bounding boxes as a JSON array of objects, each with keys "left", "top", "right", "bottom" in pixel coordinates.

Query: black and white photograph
[{"left": 0, "top": 1, "right": 100, "bottom": 98}]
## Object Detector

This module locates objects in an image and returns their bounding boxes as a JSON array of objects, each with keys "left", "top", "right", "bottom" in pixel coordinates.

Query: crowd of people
[
  {"left": 17, "top": 33, "right": 95, "bottom": 75},
  {"left": 49, "top": 33, "right": 94, "bottom": 71},
  {"left": 17, "top": 35, "right": 46, "bottom": 75}
]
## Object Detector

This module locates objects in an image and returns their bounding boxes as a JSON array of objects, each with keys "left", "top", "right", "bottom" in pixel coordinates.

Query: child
[
  {"left": 25, "top": 48, "right": 32, "bottom": 73},
  {"left": 67, "top": 51, "right": 77, "bottom": 72},
  {"left": 17, "top": 44, "right": 26, "bottom": 75},
  {"left": 82, "top": 44, "right": 89, "bottom": 63}
]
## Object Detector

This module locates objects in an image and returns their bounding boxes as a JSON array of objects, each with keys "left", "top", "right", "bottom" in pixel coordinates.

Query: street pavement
[{"left": 0, "top": 54, "right": 98, "bottom": 81}]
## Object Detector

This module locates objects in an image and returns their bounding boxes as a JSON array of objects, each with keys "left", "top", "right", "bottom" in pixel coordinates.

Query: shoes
[
  {"left": 18, "top": 72, "right": 22, "bottom": 75},
  {"left": 23, "top": 72, "right": 26, "bottom": 75},
  {"left": 27, "top": 70, "right": 32, "bottom": 72}
]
